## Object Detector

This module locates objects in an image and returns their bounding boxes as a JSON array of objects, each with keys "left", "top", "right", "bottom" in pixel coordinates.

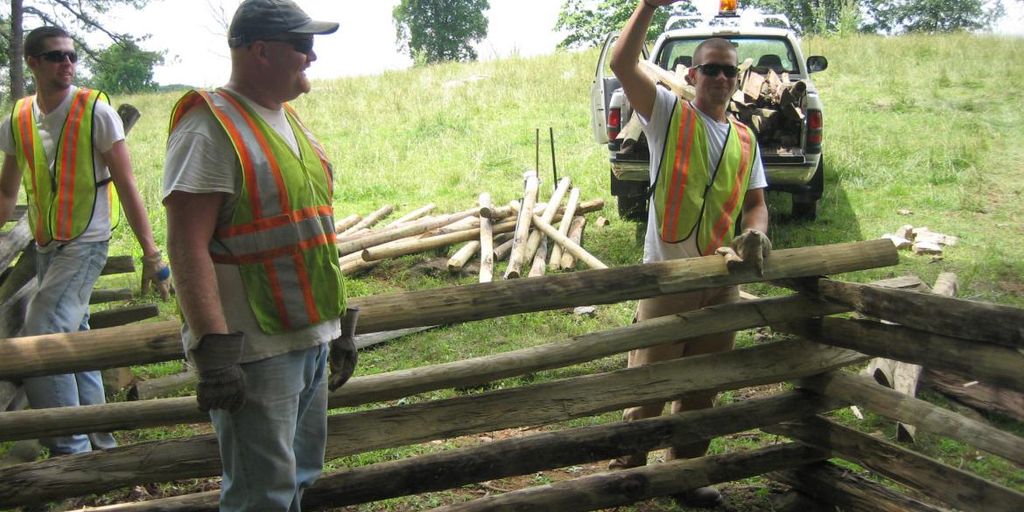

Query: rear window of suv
[{"left": 658, "top": 36, "right": 799, "bottom": 75}]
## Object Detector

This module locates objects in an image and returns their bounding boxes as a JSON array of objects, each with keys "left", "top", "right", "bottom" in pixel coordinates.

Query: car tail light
[
  {"left": 607, "top": 107, "right": 621, "bottom": 140},
  {"left": 806, "top": 109, "right": 822, "bottom": 153}
]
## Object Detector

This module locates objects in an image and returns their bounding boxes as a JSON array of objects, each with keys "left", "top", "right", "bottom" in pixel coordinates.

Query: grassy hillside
[{"left": 48, "top": 32, "right": 1024, "bottom": 509}]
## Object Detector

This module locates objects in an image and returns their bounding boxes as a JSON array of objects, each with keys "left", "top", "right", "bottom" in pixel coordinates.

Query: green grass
[{"left": 8, "top": 32, "right": 1023, "bottom": 510}]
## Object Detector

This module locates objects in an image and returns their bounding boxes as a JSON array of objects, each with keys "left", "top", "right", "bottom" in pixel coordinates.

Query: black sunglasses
[
  {"left": 35, "top": 50, "right": 78, "bottom": 64},
  {"left": 263, "top": 37, "right": 315, "bottom": 55},
  {"left": 697, "top": 63, "right": 739, "bottom": 78}
]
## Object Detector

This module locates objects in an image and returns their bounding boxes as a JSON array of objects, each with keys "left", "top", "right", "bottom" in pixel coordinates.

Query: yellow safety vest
[
  {"left": 12, "top": 88, "right": 121, "bottom": 245},
  {"left": 652, "top": 99, "right": 756, "bottom": 254},
  {"left": 169, "top": 89, "right": 346, "bottom": 334}
]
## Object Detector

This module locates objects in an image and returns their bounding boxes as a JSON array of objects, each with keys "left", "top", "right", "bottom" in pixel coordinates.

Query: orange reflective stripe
[
  {"left": 292, "top": 252, "right": 320, "bottom": 325},
  {"left": 218, "top": 92, "right": 291, "bottom": 214},
  {"left": 169, "top": 94, "right": 206, "bottom": 131},
  {"left": 703, "top": 124, "right": 754, "bottom": 255},
  {"left": 17, "top": 99, "right": 45, "bottom": 242},
  {"left": 198, "top": 92, "right": 263, "bottom": 219},
  {"left": 264, "top": 261, "right": 292, "bottom": 331},
  {"left": 215, "top": 205, "right": 333, "bottom": 238},
  {"left": 210, "top": 231, "right": 336, "bottom": 264},
  {"left": 662, "top": 105, "right": 696, "bottom": 241}
]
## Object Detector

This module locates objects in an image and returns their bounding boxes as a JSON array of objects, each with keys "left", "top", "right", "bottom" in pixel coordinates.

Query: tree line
[{"left": 0, "top": 0, "right": 1016, "bottom": 102}]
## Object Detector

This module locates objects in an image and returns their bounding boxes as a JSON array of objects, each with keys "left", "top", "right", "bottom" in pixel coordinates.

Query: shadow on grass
[{"left": 766, "top": 160, "right": 863, "bottom": 251}]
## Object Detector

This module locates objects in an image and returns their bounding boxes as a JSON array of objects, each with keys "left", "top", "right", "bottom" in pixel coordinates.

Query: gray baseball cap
[{"left": 228, "top": 0, "right": 339, "bottom": 48}]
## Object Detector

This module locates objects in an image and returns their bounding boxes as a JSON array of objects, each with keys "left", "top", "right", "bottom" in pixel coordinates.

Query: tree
[
  {"left": 87, "top": 38, "right": 163, "bottom": 94},
  {"left": 555, "top": 0, "right": 698, "bottom": 49},
  {"left": 393, "top": 0, "right": 490, "bottom": 65},
  {"left": 861, "top": 0, "right": 1005, "bottom": 33},
  {"left": 743, "top": 0, "right": 856, "bottom": 34},
  {"left": 1, "top": 0, "right": 155, "bottom": 101}
]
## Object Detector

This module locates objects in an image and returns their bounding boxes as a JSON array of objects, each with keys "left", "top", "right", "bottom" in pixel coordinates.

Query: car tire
[
  {"left": 791, "top": 158, "right": 823, "bottom": 220},
  {"left": 617, "top": 194, "right": 648, "bottom": 222}
]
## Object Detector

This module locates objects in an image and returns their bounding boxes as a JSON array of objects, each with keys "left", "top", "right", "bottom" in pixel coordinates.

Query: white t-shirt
[
  {"left": 162, "top": 88, "right": 340, "bottom": 362},
  {"left": 0, "top": 85, "right": 124, "bottom": 244},
  {"left": 641, "top": 86, "right": 767, "bottom": 263}
]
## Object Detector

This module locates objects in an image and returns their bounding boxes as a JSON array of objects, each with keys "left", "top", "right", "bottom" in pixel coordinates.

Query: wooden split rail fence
[{"left": 0, "top": 239, "right": 1021, "bottom": 510}]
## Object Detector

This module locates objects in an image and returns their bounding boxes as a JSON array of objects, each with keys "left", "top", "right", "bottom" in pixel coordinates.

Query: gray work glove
[
  {"left": 141, "top": 251, "right": 173, "bottom": 300},
  {"left": 192, "top": 332, "right": 246, "bottom": 413},
  {"left": 329, "top": 307, "right": 360, "bottom": 392},
  {"left": 715, "top": 229, "right": 772, "bottom": 277}
]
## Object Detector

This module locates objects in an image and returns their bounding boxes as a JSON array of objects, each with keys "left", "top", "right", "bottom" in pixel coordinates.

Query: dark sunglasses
[
  {"left": 697, "top": 63, "right": 739, "bottom": 78},
  {"left": 263, "top": 37, "right": 315, "bottom": 55},
  {"left": 35, "top": 50, "right": 78, "bottom": 63}
]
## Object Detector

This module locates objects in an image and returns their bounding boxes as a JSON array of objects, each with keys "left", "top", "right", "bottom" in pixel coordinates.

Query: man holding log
[
  {"left": 162, "top": 0, "right": 357, "bottom": 509},
  {"left": 0, "top": 26, "right": 171, "bottom": 456},
  {"left": 607, "top": 1, "right": 771, "bottom": 508}
]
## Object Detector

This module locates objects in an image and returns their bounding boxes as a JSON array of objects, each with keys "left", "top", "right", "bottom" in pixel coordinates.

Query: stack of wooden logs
[{"left": 334, "top": 171, "right": 605, "bottom": 282}]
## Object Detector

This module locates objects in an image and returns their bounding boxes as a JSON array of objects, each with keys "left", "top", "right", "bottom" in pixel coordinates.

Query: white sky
[{"left": 109, "top": 0, "right": 1022, "bottom": 87}]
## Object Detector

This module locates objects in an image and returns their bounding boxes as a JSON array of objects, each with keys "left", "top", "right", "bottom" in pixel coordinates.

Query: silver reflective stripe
[
  {"left": 211, "top": 213, "right": 332, "bottom": 260},
  {"left": 207, "top": 92, "right": 284, "bottom": 218},
  {"left": 271, "top": 254, "right": 314, "bottom": 326}
]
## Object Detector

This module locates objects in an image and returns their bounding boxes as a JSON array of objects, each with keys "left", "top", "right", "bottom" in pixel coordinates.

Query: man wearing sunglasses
[
  {"left": 606, "top": 0, "right": 770, "bottom": 508},
  {"left": 0, "top": 26, "right": 171, "bottom": 457},
  {"left": 163, "top": 1, "right": 352, "bottom": 509}
]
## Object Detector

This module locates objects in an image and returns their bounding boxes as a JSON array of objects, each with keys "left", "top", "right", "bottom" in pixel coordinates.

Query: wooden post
[
  {"left": 787, "top": 277, "right": 1024, "bottom": 349},
  {"left": 798, "top": 372, "right": 1024, "bottom": 466},
  {"left": 522, "top": 177, "right": 571, "bottom": 266},
  {"left": 560, "top": 216, "right": 587, "bottom": 269},
  {"left": 337, "top": 208, "right": 477, "bottom": 257},
  {"left": 89, "top": 288, "right": 133, "bottom": 305},
  {"left": 527, "top": 236, "right": 548, "bottom": 277},
  {"left": 548, "top": 187, "right": 580, "bottom": 270},
  {"left": 478, "top": 193, "right": 494, "bottom": 283},
  {"left": 768, "top": 462, "right": 946, "bottom": 512},
  {"left": 531, "top": 213, "right": 606, "bottom": 270},
  {"left": 778, "top": 317, "right": 1024, "bottom": 393},
  {"left": 504, "top": 171, "right": 540, "bottom": 279},
  {"left": 766, "top": 416, "right": 1024, "bottom": 512},
  {"left": 333, "top": 213, "right": 361, "bottom": 234},
  {"left": 339, "top": 205, "right": 394, "bottom": 237},
  {"left": 88, "top": 304, "right": 159, "bottom": 330},
  {"left": 922, "top": 368, "right": 1024, "bottom": 423},
  {"left": 446, "top": 241, "right": 480, "bottom": 273},
  {"left": 385, "top": 203, "right": 436, "bottom": 226},
  {"left": 493, "top": 236, "right": 514, "bottom": 262},
  {"left": 435, "top": 444, "right": 823, "bottom": 512}
]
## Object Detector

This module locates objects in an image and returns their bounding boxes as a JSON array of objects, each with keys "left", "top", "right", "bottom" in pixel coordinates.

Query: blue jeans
[
  {"left": 211, "top": 343, "right": 329, "bottom": 512},
  {"left": 20, "top": 240, "right": 116, "bottom": 455}
]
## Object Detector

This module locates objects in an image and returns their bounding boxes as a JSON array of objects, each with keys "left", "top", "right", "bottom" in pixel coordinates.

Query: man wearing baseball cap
[{"left": 162, "top": 1, "right": 355, "bottom": 509}]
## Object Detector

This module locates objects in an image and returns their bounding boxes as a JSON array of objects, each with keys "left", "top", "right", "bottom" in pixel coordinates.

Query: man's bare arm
[{"left": 165, "top": 190, "right": 229, "bottom": 337}]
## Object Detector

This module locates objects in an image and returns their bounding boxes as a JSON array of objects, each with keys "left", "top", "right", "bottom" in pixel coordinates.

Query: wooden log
[
  {"left": 127, "top": 369, "right": 195, "bottom": 401},
  {"left": 337, "top": 208, "right": 477, "bottom": 257},
  {"left": 447, "top": 241, "right": 479, "bottom": 273},
  {"left": 88, "top": 304, "right": 159, "bottom": 330},
  {"left": 522, "top": 177, "right": 571, "bottom": 266},
  {"left": 434, "top": 443, "right": 824, "bottom": 512},
  {"left": 932, "top": 271, "right": 957, "bottom": 297},
  {"left": 766, "top": 416, "right": 1024, "bottom": 512},
  {"left": 100, "top": 367, "right": 135, "bottom": 396},
  {"left": 0, "top": 321, "right": 181, "bottom": 381},
  {"left": 0, "top": 381, "right": 19, "bottom": 412},
  {"left": 0, "top": 217, "right": 31, "bottom": 271},
  {"left": 798, "top": 372, "right": 1024, "bottom": 466},
  {"left": 87, "top": 392, "right": 840, "bottom": 511},
  {"left": 0, "top": 292, "right": 858, "bottom": 440},
  {"left": 479, "top": 201, "right": 519, "bottom": 221},
  {"left": 0, "top": 244, "right": 35, "bottom": 305},
  {"left": 89, "top": 288, "right": 133, "bottom": 305},
  {"left": 639, "top": 60, "right": 695, "bottom": 100},
  {"left": 922, "top": 368, "right": 1024, "bottom": 424},
  {"left": 863, "top": 357, "right": 897, "bottom": 387},
  {"left": 560, "top": 216, "right": 587, "bottom": 269},
  {"left": 789, "top": 278, "right": 1024, "bottom": 349},
  {"left": 493, "top": 235, "right": 514, "bottom": 262},
  {"left": 333, "top": 213, "right": 361, "bottom": 234},
  {"left": 527, "top": 237, "right": 548, "bottom": 277},
  {"left": 504, "top": 171, "right": 540, "bottom": 279},
  {"left": 530, "top": 213, "right": 605, "bottom": 270},
  {"left": 548, "top": 187, "right": 580, "bottom": 270},
  {"left": 339, "top": 204, "right": 394, "bottom": 237},
  {"left": 385, "top": 203, "right": 436, "bottom": 226},
  {"left": 0, "top": 340, "right": 865, "bottom": 505},
  {"left": 100, "top": 255, "right": 135, "bottom": 276},
  {"left": 478, "top": 193, "right": 494, "bottom": 283},
  {"left": 768, "top": 461, "right": 947, "bottom": 512},
  {"left": 0, "top": 239, "right": 896, "bottom": 382},
  {"left": 778, "top": 317, "right": 1024, "bottom": 393}
]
